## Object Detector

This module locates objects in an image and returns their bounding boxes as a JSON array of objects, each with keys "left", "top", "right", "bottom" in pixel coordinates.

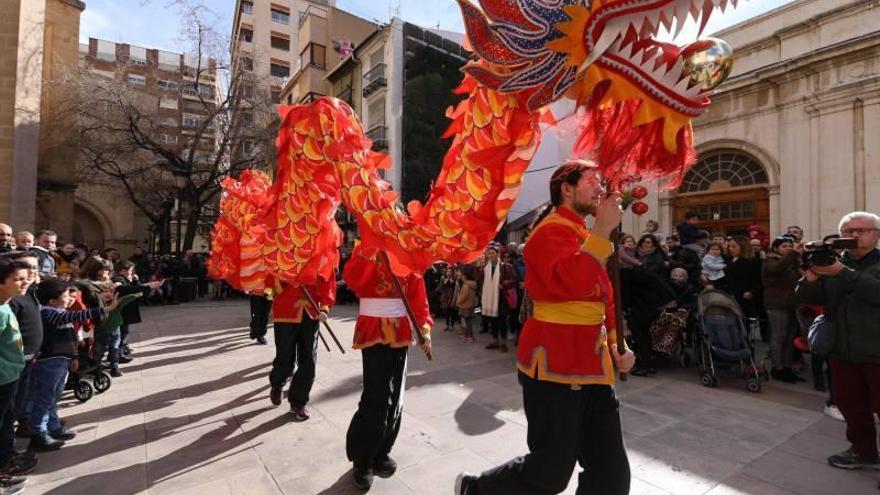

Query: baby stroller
[
  {"left": 65, "top": 342, "right": 112, "bottom": 403},
  {"left": 696, "top": 290, "right": 763, "bottom": 393}
]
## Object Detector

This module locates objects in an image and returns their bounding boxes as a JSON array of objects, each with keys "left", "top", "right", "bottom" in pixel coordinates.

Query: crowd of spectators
[{"left": 0, "top": 222, "right": 225, "bottom": 492}]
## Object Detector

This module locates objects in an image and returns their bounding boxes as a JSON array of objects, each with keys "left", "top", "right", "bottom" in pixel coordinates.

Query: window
[
  {"left": 96, "top": 40, "right": 116, "bottom": 61},
  {"left": 696, "top": 202, "right": 755, "bottom": 221},
  {"left": 271, "top": 90, "right": 281, "bottom": 104},
  {"left": 240, "top": 84, "right": 254, "bottom": 99},
  {"left": 157, "top": 79, "right": 178, "bottom": 92},
  {"left": 241, "top": 112, "right": 254, "bottom": 127},
  {"left": 242, "top": 140, "right": 255, "bottom": 155},
  {"left": 159, "top": 117, "right": 178, "bottom": 128},
  {"left": 129, "top": 46, "right": 147, "bottom": 66},
  {"left": 158, "top": 51, "right": 180, "bottom": 71},
  {"left": 271, "top": 35, "right": 290, "bottom": 51},
  {"left": 271, "top": 8, "right": 290, "bottom": 24},
  {"left": 160, "top": 96, "right": 178, "bottom": 109},
  {"left": 127, "top": 74, "right": 146, "bottom": 86},
  {"left": 159, "top": 134, "right": 178, "bottom": 144},
  {"left": 369, "top": 49, "right": 384, "bottom": 67},
  {"left": 241, "top": 1, "right": 253, "bottom": 14},
  {"left": 183, "top": 82, "right": 213, "bottom": 98},
  {"left": 680, "top": 152, "right": 768, "bottom": 193},
  {"left": 240, "top": 27, "right": 253, "bottom": 43},
  {"left": 183, "top": 113, "right": 202, "bottom": 128},
  {"left": 270, "top": 62, "right": 290, "bottom": 78},
  {"left": 300, "top": 43, "right": 326, "bottom": 70},
  {"left": 240, "top": 56, "right": 253, "bottom": 71},
  {"left": 368, "top": 97, "right": 385, "bottom": 129}
]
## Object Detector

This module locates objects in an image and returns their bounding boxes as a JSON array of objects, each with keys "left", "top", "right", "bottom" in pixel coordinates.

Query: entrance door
[
  {"left": 672, "top": 150, "right": 771, "bottom": 236},
  {"left": 673, "top": 187, "right": 769, "bottom": 236}
]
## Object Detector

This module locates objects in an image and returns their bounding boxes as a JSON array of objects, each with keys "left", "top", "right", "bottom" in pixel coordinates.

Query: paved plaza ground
[{"left": 23, "top": 300, "right": 878, "bottom": 494}]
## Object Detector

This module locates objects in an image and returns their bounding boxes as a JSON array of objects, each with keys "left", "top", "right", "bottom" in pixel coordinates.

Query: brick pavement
[{"left": 24, "top": 300, "right": 878, "bottom": 494}]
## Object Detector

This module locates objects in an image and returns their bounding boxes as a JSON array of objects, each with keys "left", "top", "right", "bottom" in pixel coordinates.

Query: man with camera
[{"left": 796, "top": 211, "right": 880, "bottom": 472}]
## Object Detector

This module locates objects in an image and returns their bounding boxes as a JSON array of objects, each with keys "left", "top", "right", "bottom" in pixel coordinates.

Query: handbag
[
  {"left": 807, "top": 314, "right": 836, "bottom": 356},
  {"left": 504, "top": 287, "right": 519, "bottom": 309}
]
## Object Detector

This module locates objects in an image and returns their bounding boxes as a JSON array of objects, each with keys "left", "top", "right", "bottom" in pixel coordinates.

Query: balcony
[
  {"left": 363, "top": 63, "right": 387, "bottom": 97},
  {"left": 336, "top": 86, "right": 352, "bottom": 105},
  {"left": 366, "top": 125, "right": 388, "bottom": 151}
]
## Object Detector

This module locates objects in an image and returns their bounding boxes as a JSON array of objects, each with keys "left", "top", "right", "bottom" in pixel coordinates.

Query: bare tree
[{"left": 61, "top": 0, "right": 278, "bottom": 253}]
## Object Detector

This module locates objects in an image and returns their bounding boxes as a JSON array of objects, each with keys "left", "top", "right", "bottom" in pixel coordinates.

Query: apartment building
[
  {"left": 279, "top": 5, "right": 376, "bottom": 105},
  {"left": 325, "top": 19, "right": 469, "bottom": 202},
  {"left": 77, "top": 38, "right": 219, "bottom": 252},
  {"left": 231, "top": 0, "right": 339, "bottom": 105}
]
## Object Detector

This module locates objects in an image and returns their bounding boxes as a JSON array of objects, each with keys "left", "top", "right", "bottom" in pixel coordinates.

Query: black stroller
[
  {"left": 696, "top": 290, "right": 763, "bottom": 393},
  {"left": 65, "top": 343, "right": 112, "bottom": 402}
]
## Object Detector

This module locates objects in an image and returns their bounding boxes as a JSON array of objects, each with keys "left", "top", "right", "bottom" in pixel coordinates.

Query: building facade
[
  {"left": 506, "top": 0, "right": 880, "bottom": 244},
  {"left": 76, "top": 38, "right": 219, "bottom": 253},
  {"left": 1, "top": 0, "right": 85, "bottom": 234}
]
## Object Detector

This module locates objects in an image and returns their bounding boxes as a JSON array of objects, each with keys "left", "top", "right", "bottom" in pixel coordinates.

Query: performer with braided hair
[
  {"left": 456, "top": 160, "right": 635, "bottom": 495},
  {"left": 343, "top": 244, "right": 432, "bottom": 491}
]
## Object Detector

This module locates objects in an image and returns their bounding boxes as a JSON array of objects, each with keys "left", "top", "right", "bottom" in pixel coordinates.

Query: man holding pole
[
  {"left": 267, "top": 278, "right": 335, "bottom": 421},
  {"left": 343, "top": 244, "right": 432, "bottom": 491},
  {"left": 456, "top": 159, "right": 634, "bottom": 495}
]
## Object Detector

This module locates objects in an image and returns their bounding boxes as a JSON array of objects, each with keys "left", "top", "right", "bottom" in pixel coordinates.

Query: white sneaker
[{"left": 824, "top": 404, "right": 845, "bottom": 422}]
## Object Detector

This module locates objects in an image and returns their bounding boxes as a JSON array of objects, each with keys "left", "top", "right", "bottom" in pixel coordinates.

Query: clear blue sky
[{"left": 81, "top": 0, "right": 795, "bottom": 53}]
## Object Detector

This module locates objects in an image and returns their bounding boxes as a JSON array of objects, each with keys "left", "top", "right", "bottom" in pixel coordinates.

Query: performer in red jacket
[
  {"left": 343, "top": 244, "right": 432, "bottom": 491},
  {"left": 268, "top": 277, "right": 335, "bottom": 421},
  {"left": 456, "top": 160, "right": 635, "bottom": 495}
]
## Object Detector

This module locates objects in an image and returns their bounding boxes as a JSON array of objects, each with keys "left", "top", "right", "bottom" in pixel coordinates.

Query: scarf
[{"left": 481, "top": 261, "right": 501, "bottom": 317}]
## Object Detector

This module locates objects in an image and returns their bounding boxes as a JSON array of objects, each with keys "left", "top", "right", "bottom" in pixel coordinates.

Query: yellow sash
[{"left": 532, "top": 300, "right": 606, "bottom": 325}]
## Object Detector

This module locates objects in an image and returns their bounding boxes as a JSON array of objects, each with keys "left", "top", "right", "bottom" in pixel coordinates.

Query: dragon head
[{"left": 458, "top": 0, "right": 736, "bottom": 156}]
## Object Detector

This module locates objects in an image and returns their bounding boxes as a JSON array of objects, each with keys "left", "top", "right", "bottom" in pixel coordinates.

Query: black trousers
[
  {"left": 269, "top": 319, "right": 318, "bottom": 407},
  {"left": 346, "top": 345, "right": 408, "bottom": 466},
  {"left": 249, "top": 295, "right": 272, "bottom": 339},
  {"left": 0, "top": 379, "right": 18, "bottom": 465},
  {"left": 475, "top": 373, "right": 630, "bottom": 495},
  {"left": 484, "top": 315, "right": 507, "bottom": 341}
]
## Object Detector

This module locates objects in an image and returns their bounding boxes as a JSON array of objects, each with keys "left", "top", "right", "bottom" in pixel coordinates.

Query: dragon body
[{"left": 209, "top": 0, "right": 738, "bottom": 289}]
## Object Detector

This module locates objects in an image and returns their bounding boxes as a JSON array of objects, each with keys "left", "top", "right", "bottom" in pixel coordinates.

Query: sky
[{"left": 80, "top": 0, "right": 796, "bottom": 53}]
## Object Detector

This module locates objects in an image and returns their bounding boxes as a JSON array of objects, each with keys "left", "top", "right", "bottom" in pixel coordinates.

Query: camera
[{"left": 802, "top": 238, "right": 858, "bottom": 268}]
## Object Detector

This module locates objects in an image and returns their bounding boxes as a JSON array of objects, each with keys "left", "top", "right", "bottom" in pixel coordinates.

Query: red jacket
[
  {"left": 272, "top": 278, "right": 336, "bottom": 324},
  {"left": 343, "top": 246, "right": 432, "bottom": 349},
  {"left": 517, "top": 206, "right": 618, "bottom": 386}
]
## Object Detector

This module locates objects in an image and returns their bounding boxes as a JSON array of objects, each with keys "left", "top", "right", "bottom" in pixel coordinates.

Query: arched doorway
[
  {"left": 673, "top": 151, "right": 770, "bottom": 237},
  {"left": 73, "top": 204, "right": 106, "bottom": 249}
]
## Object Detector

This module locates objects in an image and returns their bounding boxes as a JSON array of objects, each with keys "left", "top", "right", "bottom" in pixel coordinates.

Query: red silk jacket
[
  {"left": 343, "top": 247, "right": 432, "bottom": 350},
  {"left": 271, "top": 278, "right": 336, "bottom": 324},
  {"left": 516, "top": 206, "right": 619, "bottom": 386}
]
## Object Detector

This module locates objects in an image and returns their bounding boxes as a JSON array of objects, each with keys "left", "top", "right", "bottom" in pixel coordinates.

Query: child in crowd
[
  {"left": 618, "top": 234, "right": 641, "bottom": 269},
  {"left": 94, "top": 283, "right": 141, "bottom": 377},
  {"left": 0, "top": 259, "right": 30, "bottom": 492},
  {"left": 456, "top": 266, "right": 478, "bottom": 343},
  {"left": 701, "top": 243, "right": 727, "bottom": 289},
  {"left": 30, "top": 280, "right": 115, "bottom": 451}
]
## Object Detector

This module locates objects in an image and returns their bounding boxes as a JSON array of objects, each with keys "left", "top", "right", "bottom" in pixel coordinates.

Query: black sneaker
[
  {"left": 1, "top": 452, "right": 37, "bottom": 477},
  {"left": 49, "top": 428, "right": 76, "bottom": 441},
  {"left": 372, "top": 455, "right": 397, "bottom": 478},
  {"left": 827, "top": 449, "right": 880, "bottom": 470},
  {"left": 352, "top": 464, "right": 373, "bottom": 491},
  {"left": 118, "top": 355, "right": 134, "bottom": 364},
  {"left": 269, "top": 388, "right": 282, "bottom": 406},
  {"left": 454, "top": 472, "right": 478, "bottom": 495},
  {"left": 109, "top": 368, "right": 123, "bottom": 378},
  {"left": 256, "top": 336, "right": 268, "bottom": 345},
  {"left": 289, "top": 405, "right": 310, "bottom": 422},
  {"left": 29, "top": 433, "right": 64, "bottom": 452}
]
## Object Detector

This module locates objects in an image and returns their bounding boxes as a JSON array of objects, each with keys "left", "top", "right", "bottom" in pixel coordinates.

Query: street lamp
[{"left": 172, "top": 168, "right": 188, "bottom": 257}]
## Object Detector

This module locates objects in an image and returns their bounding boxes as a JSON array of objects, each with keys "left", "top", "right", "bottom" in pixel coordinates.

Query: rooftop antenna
[{"left": 389, "top": 0, "right": 401, "bottom": 21}]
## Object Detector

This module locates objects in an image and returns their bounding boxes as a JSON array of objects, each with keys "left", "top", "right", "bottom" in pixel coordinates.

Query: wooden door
[{"left": 673, "top": 187, "right": 769, "bottom": 236}]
